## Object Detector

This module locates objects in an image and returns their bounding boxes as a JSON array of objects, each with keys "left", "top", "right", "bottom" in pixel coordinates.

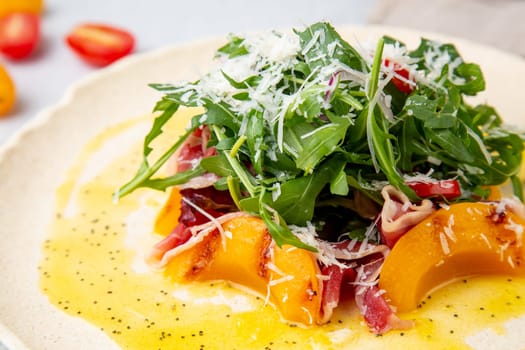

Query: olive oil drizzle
[{"left": 39, "top": 112, "right": 525, "bottom": 350}]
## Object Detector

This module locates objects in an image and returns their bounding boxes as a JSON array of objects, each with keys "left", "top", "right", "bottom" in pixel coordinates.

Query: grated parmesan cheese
[
  {"left": 504, "top": 218, "right": 524, "bottom": 247},
  {"left": 268, "top": 275, "right": 295, "bottom": 287},
  {"left": 282, "top": 294, "right": 289, "bottom": 303},
  {"left": 301, "top": 306, "right": 313, "bottom": 325},
  {"left": 440, "top": 203, "right": 450, "bottom": 211},
  {"left": 439, "top": 232, "right": 451, "bottom": 255},
  {"left": 266, "top": 261, "right": 287, "bottom": 277},
  {"left": 443, "top": 214, "right": 457, "bottom": 243},
  {"left": 499, "top": 241, "right": 511, "bottom": 262},
  {"left": 182, "top": 197, "right": 229, "bottom": 250},
  {"left": 479, "top": 233, "right": 492, "bottom": 249}
]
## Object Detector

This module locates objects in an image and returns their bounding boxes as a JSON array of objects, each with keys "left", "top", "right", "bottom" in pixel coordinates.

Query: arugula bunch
[{"left": 117, "top": 22, "right": 524, "bottom": 251}]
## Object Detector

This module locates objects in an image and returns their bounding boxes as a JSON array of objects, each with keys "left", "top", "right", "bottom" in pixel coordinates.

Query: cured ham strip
[
  {"left": 354, "top": 258, "right": 414, "bottom": 334},
  {"left": 149, "top": 129, "right": 420, "bottom": 332},
  {"left": 178, "top": 187, "right": 236, "bottom": 226},
  {"left": 176, "top": 126, "right": 216, "bottom": 172},
  {"left": 327, "top": 240, "right": 390, "bottom": 261},
  {"left": 318, "top": 239, "right": 390, "bottom": 325},
  {"left": 380, "top": 185, "right": 435, "bottom": 248},
  {"left": 360, "top": 285, "right": 414, "bottom": 334},
  {"left": 150, "top": 185, "right": 236, "bottom": 263},
  {"left": 319, "top": 238, "right": 412, "bottom": 334},
  {"left": 148, "top": 223, "right": 192, "bottom": 264},
  {"left": 149, "top": 212, "right": 251, "bottom": 268},
  {"left": 319, "top": 264, "right": 356, "bottom": 323}
]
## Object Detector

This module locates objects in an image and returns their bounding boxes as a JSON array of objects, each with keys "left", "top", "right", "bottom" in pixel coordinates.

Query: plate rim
[{"left": 1, "top": 23, "right": 524, "bottom": 349}]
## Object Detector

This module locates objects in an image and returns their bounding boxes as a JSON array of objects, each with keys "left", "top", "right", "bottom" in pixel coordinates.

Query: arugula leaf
[
  {"left": 408, "top": 38, "right": 485, "bottom": 96},
  {"left": 345, "top": 173, "right": 384, "bottom": 204},
  {"left": 404, "top": 94, "right": 458, "bottom": 129},
  {"left": 200, "top": 155, "right": 235, "bottom": 177},
  {"left": 202, "top": 99, "right": 240, "bottom": 133},
  {"left": 150, "top": 84, "right": 202, "bottom": 107},
  {"left": 144, "top": 102, "right": 179, "bottom": 158},
  {"left": 141, "top": 166, "right": 206, "bottom": 191},
  {"left": 118, "top": 22, "right": 524, "bottom": 250},
  {"left": 366, "top": 37, "right": 415, "bottom": 198},
  {"left": 295, "top": 22, "right": 366, "bottom": 71},
  {"left": 259, "top": 202, "right": 317, "bottom": 252},
  {"left": 116, "top": 126, "right": 194, "bottom": 198},
  {"left": 295, "top": 114, "right": 351, "bottom": 173},
  {"left": 243, "top": 111, "right": 266, "bottom": 174},
  {"left": 217, "top": 36, "right": 248, "bottom": 58},
  {"left": 455, "top": 63, "right": 485, "bottom": 95},
  {"left": 221, "top": 71, "right": 261, "bottom": 89},
  {"left": 272, "top": 159, "right": 339, "bottom": 225}
]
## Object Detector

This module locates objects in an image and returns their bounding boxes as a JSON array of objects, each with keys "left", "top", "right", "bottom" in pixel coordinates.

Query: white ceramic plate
[{"left": 0, "top": 25, "right": 524, "bottom": 350}]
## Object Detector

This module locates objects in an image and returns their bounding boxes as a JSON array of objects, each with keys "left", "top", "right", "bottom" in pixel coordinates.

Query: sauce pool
[{"left": 39, "top": 110, "right": 525, "bottom": 349}]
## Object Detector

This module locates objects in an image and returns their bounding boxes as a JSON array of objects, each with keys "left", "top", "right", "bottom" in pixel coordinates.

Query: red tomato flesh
[
  {"left": 66, "top": 24, "right": 135, "bottom": 67},
  {"left": 0, "top": 12, "right": 40, "bottom": 60},
  {"left": 384, "top": 58, "right": 414, "bottom": 94},
  {"left": 407, "top": 179, "right": 461, "bottom": 200}
]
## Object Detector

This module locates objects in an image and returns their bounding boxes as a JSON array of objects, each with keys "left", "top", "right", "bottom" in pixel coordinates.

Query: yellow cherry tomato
[
  {"left": 0, "top": 0, "right": 44, "bottom": 17},
  {"left": 0, "top": 64, "right": 16, "bottom": 116}
]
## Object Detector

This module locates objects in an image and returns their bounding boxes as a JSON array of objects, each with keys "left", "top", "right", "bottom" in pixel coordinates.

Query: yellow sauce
[{"left": 39, "top": 109, "right": 525, "bottom": 349}]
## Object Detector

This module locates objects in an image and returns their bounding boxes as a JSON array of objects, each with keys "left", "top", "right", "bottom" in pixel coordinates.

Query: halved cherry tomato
[
  {"left": 0, "top": 13, "right": 40, "bottom": 60},
  {"left": 65, "top": 24, "right": 135, "bottom": 67},
  {"left": 384, "top": 58, "right": 414, "bottom": 94},
  {"left": 0, "top": 0, "right": 43, "bottom": 17},
  {"left": 407, "top": 179, "right": 461, "bottom": 200},
  {"left": 0, "top": 64, "right": 16, "bottom": 116}
]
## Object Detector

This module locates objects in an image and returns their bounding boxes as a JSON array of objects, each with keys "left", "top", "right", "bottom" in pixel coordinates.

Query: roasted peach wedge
[
  {"left": 379, "top": 202, "right": 525, "bottom": 312},
  {"left": 154, "top": 189, "right": 183, "bottom": 236},
  {"left": 163, "top": 216, "right": 323, "bottom": 325}
]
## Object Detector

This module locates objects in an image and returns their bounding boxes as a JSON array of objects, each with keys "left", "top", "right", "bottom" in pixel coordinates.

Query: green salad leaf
[{"left": 117, "top": 22, "right": 524, "bottom": 249}]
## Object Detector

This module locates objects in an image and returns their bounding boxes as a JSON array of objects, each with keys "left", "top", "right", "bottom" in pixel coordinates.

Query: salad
[{"left": 116, "top": 22, "right": 525, "bottom": 334}]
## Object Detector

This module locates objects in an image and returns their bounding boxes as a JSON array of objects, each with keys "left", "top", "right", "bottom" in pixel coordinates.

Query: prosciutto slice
[
  {"left": 149, "top": 212, "right": 250, "bottom": 268},
  {"left": 176, "top": 125, "right": 216, "bottom": 172},
  {"left": 173, "top": 125, "right": 223, "bottom": 189},
  {"left": 148, "top": 223, "right": 192, "bottom": 264},
  {"left": 380, "top": 185, "right": 435, "bottom": 248},
  {"left": 354, "top": 258, "right": 414, "bottom": 333},
  {"left": 148, "top": 127, "right": 417, "bottom": 333},
  {"left": 316, "top": 238, "right": 412, "bottom": 333},
  {"left": 319, "top": 264, "right": 356, "bottom": 323},
  {"left": 148, "top": 126, "right": 237, "bottom": 265}
]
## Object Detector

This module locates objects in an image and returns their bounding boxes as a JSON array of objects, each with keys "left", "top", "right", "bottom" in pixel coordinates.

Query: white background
[{"left": 0, "top": 0, "right": 377, "bottom": 145}]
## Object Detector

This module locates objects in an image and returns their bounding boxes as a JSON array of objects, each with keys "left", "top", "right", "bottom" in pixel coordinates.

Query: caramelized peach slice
[
  {"left": 271, "top": 244, "right": 322, "bottom": 324},
  {"left": 164, "top": 216, "right": 323, "bottom": 325},
  {"left": 485, "top": 186, "right": 501, "bottom": 201},
  {"left": 379, "top": 202, "right": 525, "bottom": 312},
  {"left": 155, "top": 188, "right": 182, "bottom": 236}
]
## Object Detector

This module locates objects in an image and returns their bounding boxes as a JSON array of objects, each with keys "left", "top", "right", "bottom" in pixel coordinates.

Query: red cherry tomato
[
  {"left": 384, "top": 58, "right": 414, "bottom": 94},
  {"left": 0, "top": 12, "right": 40, "bottom": 60},
  {"left": 407, "top": 179, "right": 461, "bottom": 200},
  {"left": 65, "top": 23, "right": 135, "bottom": 67}
]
